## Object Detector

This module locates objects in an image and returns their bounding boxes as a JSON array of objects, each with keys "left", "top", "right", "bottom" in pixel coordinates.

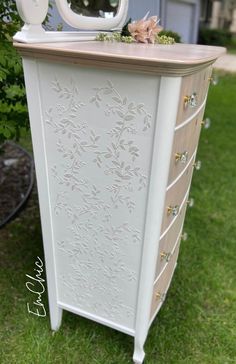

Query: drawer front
[
  {"left": 168, "top": 108, "right": 205, "bottom": 185},
  {"left": 176, "top": 66, "right": 212, "bottom": 125},
  {"left": 155, "top": 197, "right": 188, "bottom": 280},
  {"left": 161, "top": 157, "right": 194, "bottom": 234},
  {"left": 150, "top": 239, "right": 180, "bottom": 320}
]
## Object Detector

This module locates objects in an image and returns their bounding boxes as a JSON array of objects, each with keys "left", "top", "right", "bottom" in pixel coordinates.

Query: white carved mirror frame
[
  {"left": 14, "top": 0, "right": 129, "bottom": 43},
  {"left": 55, "top": 0, "right": 128, "bottom": 29}
]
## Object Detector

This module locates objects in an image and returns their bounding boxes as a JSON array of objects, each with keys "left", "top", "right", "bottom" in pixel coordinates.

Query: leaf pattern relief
[
  {"left": 90, "top": 80, "right": 151, "bottom": 212},
  {"left": 44, "top": 76, "right": 153, "bottom": 324},
  {"left": 57, "top": 216, "right": 139, "bottom": 320},
  {"left": 46, "top": 78, "right": 101, "bottom": 188}
]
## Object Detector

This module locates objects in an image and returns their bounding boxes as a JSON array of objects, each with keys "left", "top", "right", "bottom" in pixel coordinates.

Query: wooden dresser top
[{"left": 14, "top": 41, "right": 226, "bottom": 76}]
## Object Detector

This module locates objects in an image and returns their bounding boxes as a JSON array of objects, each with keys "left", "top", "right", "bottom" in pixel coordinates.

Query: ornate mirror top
[
  {"left": 55, "top": 0, "right": 128, "bottom": 29},
  {"left": 68, "top": 0, "right": 119, "bottom": 18},
  {"left": 14, "top": 0, "right": 128, "bottom": 43}
]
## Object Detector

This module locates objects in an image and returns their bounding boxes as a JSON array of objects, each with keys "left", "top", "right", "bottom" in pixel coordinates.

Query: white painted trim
[
  {"left": 22, "top": 58, "right": 62, "bottom": 330},
  {"left": 13, "top": 30, "right": 101, "bottom": 44},
  {"left": 57, "top": 301, "right": 135, "bottom": 336},
  {"left": 175, "top": 96, "right": 207, "bottom": 131},
  {"left": 133, "top": 76, "right": 182, "bottom": 360},
  {"left": 111, "top": 0, "right": 129, "bottom": 30}
]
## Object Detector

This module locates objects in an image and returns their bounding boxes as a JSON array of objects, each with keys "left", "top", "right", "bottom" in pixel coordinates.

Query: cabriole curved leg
[
  {"left": 133, "top": 338, "right": 145, "bottom": 364},
  {"left": 50, "top": 306, "right": 63, "bottom": 331}
]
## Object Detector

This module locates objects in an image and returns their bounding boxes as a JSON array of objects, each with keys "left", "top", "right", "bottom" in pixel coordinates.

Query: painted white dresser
[{"left": 15, "top": 41, "right": 225, "bottom": 363}]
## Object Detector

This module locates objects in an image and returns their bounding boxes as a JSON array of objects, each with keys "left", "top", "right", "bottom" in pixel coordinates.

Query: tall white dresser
[{"left": 15, "top": 38, "right": 225, "bottom": 363}]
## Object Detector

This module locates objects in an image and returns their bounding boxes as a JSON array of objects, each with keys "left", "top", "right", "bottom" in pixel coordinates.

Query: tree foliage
[{"left": 0, "top": 1, "right": 28, "bottom": 143}]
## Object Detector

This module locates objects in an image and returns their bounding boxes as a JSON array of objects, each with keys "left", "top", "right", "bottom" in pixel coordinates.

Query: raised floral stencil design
[
  {"left": 90, "top": 81, "right": 151, "bottom": 212},
  {"left": 44, "top": 77, "right": 153, "bottom": 326},
  {"left": 46, "top": 78, "right": 100, "bottom": 190}
]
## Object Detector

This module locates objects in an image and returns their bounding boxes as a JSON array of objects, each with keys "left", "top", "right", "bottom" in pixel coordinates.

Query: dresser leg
[
  {"left": 133, "top": 339, "right": 145, "bottom": 364},
  {"left": 50, "top": 306, "right": 63, "bottom": 331}
]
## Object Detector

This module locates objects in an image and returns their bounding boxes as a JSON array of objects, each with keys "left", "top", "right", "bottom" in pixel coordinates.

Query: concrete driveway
[{"left": 214, "top": 53, "right": 236, "bottom": 72}]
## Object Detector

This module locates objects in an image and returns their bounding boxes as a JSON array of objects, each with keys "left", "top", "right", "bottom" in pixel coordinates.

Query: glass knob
[
  {"left": 208, "top": 75, "right": 219, "bottom": 86},
  {"left": 187, "top": 198, "right": 194, "bottom": 208},
  {"left": 201, "top": 118, "right": 211, "bottom": 129},
  {"left": 193, "top": 160, "right": 202, "bottom": 171},
  {"left": 175, "top": 151, "right": 189, "bottom": 164},
  {"left": 184, "top": 92, "right": 198, "bottom": 108},
  {"left": 181, "top": 232, "right": 188, "bottom": 241},
  {"left": 155, "top": 291, "right": 166, "bottom": 302},
  {"left": 160, "top": 251, "right": 171, "bottom": 262},
  {"left": 167, "top": 205, "right": 180, "bottom": 216}
]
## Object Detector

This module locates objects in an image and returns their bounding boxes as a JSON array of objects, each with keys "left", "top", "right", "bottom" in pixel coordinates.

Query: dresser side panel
[{"left": 36, "top": 60, "right": 160, "bottom": 331}]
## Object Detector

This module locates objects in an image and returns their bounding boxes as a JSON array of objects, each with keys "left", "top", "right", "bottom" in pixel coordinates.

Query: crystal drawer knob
[
  {"left": 181, "top": 232, "right": 188, "bottom": 241},
  {"left": 201, "top": 118, "right": 211, "bottom": 129},
  {"left": 184, "top": 92, "right": 198, "bottom": 108},
  {"left": 155, "top": 291, "right": 166, "bottom": 302},
  {"left": 175, "top": 151, "right": 188, "bottom": 164},
  {"left": 167, "top": 205, "right": 180, "bottom": 216},
  {"left": 187, "top": 198, "right": 194, "bottom": 208},
  {"left": 193, "top": 160, "right": 202, "bottom": 171},
  {"left": 160, "top": 251, "right": 171, "bottom": 262},
  {"left": 208, "top": 75, "right": 219, "bottom": 86}
]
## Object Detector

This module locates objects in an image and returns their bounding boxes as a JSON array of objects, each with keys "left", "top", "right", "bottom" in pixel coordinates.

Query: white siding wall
[
  {"left": 161, "top": 0, "right": 200, "bottom": 43},
  {"left": 128, "top": 0, "right": 199, "bottom": 43},
  {"left": 128, "top": 0, "right": 161, "bottom": 20},
  {"left": 48, "top": 0, "right": 73, "bottom": 31}
]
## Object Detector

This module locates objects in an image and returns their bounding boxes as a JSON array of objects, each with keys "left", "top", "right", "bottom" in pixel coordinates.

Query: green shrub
[
  {"left": 158, "top": 29, "right": 181, "bottom": 43},
  {"left": 0, "top": 1, "right": 29, "bottom": 143},
  {"left": 0, "top": 2, "right": 55, "bottom": 144},
  {"left": 198, "top": 28, "right": 232, "bottom": 46}
]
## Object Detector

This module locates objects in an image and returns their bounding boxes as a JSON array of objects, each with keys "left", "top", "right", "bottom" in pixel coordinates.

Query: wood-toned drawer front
[
  {"left": 176, "top": 66, "right": 212, "bottom": 125},
  {"left": 168, "top": 108, "right": 204, "bottom": 185},
  {"left": 150, "top": 239, "right": 180, "bottom": 320},
  {"left": 161, "top": 158, "right": 194, "bottom": 234},
  {"left": 155, "top": 198, "right": 188, "bottom": 280}
]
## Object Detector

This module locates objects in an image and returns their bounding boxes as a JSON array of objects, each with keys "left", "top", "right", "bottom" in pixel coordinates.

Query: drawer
[
  {"left": 168, "top": 108, "right": 204, "bottom": 185},
  {"left": 155, "top": 197, "right": 188, "bottom": 280},
  {"left": 150, "top": 239, "right": 180, "bottom": 320},
  {"left": 176, "top": 66, "right": 212, "bottom": 125},
  {"left": 161, "top": 156, "right": 194, "bottom": 234}
]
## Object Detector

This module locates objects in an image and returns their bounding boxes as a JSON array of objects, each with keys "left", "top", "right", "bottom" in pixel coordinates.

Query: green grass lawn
[
  {"left": 227, "top": 47, "right": 236, "bottom": 55},
  {"left": 0, "top": 72, "right": 236, "bottom": 364},
  {"left": 227, "top": 38, "right": 236, "bottom": 54}
]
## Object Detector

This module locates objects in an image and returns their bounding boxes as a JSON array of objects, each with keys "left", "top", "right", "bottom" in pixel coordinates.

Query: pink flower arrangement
[{"left": 128, "top": 13, "right": 163, "bottom": 44}]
